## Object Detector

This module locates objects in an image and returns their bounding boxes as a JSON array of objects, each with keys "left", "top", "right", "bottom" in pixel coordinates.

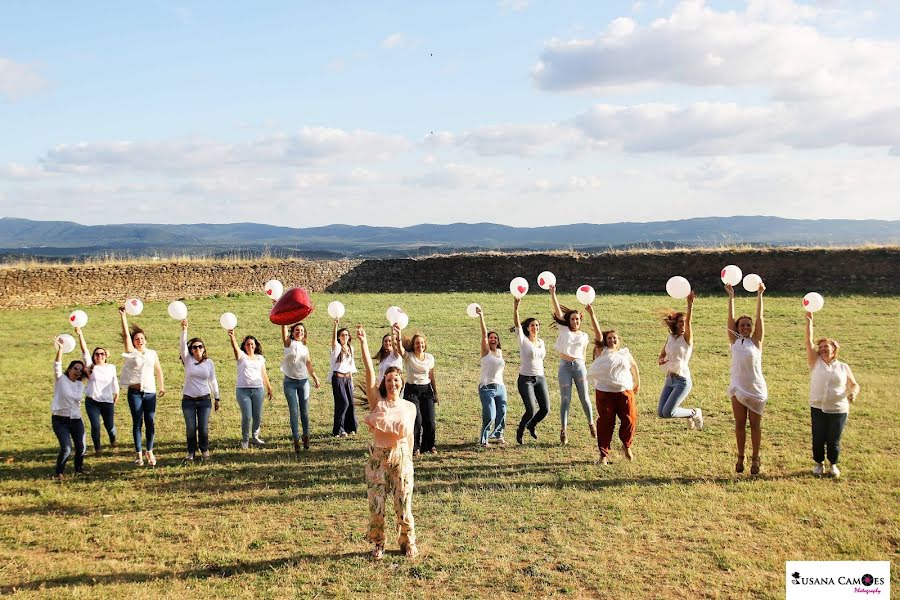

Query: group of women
[{"left": 48, "top": 282, "right": 860, "bottom": 560}]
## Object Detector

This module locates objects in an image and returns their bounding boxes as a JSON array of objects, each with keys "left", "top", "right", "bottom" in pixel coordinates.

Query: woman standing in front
[
  {"left": 397, "top": 330, "right": 438, "bottom": 455},
  {"left": 119, "top": 306, "right": 165, "bottom": 466},
  {"left": 50, "top": 337, "right": 88, "bottom": 479},
  {"left": 805, "top": 312, "right": 859, "bottom": 478},
  {"left": 549, "top": 285, "right": 595, "bottom": 445},
  {"left": 657, "top": 291, "right": 704, "bottom": 430},
  {"left": 725, "top": 281, "right": 767, "bottom": 475},
  {"left": 475, "top": 306, "right": 507, "bottom": 447},
  {"left": 587, "top": 303, "right": 640, "bottom": 464},
  {"left": 330, "top": 319, "right": 358, "bottom": 437},
  {"left": 281, "top": 322, "right": 321, "bottom": 452},
  {"left": 76, "top": 327, "right": 118, "bottom": 454},
  {"left": 179, "top": 319, "right": 220, "bottom": 462},
  {"left": 228, "top": 329, "right": 274, "bottom": 449},
  {"left": 513, "top": 296, "right": 549, "bottom": 444},
  {"left": 356, "top": 325, "right": 418, "bottom": 559}
]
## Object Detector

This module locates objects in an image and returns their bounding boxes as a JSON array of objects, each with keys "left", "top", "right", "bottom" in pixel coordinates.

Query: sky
[{"left": 1, "top": 0, "right": 898, "bottom": 227}]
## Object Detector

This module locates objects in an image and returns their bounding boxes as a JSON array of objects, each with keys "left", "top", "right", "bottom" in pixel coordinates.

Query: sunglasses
[{"left": 190, "top": 344, "right": 205, "bottom": 351}]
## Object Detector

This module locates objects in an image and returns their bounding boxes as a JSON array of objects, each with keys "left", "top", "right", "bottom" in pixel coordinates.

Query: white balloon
[
  {"left": 742, "top": 273, "right": 763, "bottom": 293},
  {"left": 167, "top": 301, "right": 188, "bottom": 320},
  {"left": 395, "top": 312, "right": 409, "bottom": 330},
  {"left": 386, "top": 306, "right": 402, "bottom": 324},
  {"left": 57, "top": 333, "right": 76, "bottom": 354},
  {"left": 803, "top": 292, "right": 825, "bottom": 313},
  {"left": 665, "top": 276, "right": 691, "bottom": 300},
  {"left": 264, "top": 279, "right": 284, "bottom": 301},
  {"left": 575, "top": 284, "right": 596, "bottom": 306},
  {"left": 466, "top": 303, "right": 481, "bottom": 318},
  {"left": 327, "top": 301, "right": 346, "bottom": 319},
  {"left": 220, "top": 312, "right": 238, "bottom": 330},
  {"left": 537, "top": 271, "right": 556, "bottom": 290},
  {"left": 720, "top": 265, "right": 742, "bottom": 287},
  {"left": 69, "top": 310, "right": 88, "bottom": 328},
  {"left": 509, "top": 277, "right": 529, "bottom": 299},
  {"left": 124, "top": 298, "right": 143, "bottom": 316}
]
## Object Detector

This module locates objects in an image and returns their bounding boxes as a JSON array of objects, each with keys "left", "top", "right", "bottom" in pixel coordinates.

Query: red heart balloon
[
  {"left": 580, "top": 286, "right": 589, "bottom": 292},
  {"left": 803, "top": 299, "right": 809, "bottom": 306},
  {"left": 266, "top": 289, "right": 272, "bottom": 295},
  {"left": 131, "top": 299, "right": 138, "bottom": 306},
  {"left": 539, "top": 278, "right": 545, "bottom": 286},
  {"left": 269, "top": 287, "right": 314, "bottom": 325},
  {"left": 517, "top": 285, "right": 526, "bottom": 293},
  {"left": 721, "top": 269, "right": 726, "bottom": 277},
  {"left": 70, "top": 315, "right": 75, "bottom": 321}
]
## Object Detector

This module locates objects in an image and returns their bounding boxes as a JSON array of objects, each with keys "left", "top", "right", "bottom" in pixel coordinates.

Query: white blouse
[
  {"left": 281, "top": 340, "right": 310, "bottom": 380},
  {"left": 516, "top": 328, "right": 546, "bottom": 377},
  {"left": 236, "top": 351, "right": 266, "bottom": 388},
  {"left": 120, "top": 347, "right": 160, "bottom": 393},
  {"left": 83, "top": 352, "right": 118, "bottom": 403},
  {"left": 377, "top": 353, "right": 404, "bottom": 384},
  {"left": 810, "top": 358, "right": 851, "bottom": 414},
  {"left": 52, "top": 361, "right": 85, "bottom": 419},
  {"left": 330, "top": 344, "right": 358, "bottom": 376},
  {"left": 662, "top": 334, "right": 692, "bottom": 378},
  {"left": 479, "top": 350, "right": 505, "bottom": 388},
  {"left": 590, "top": 347, "right": 635, "bottom": 392},
  {"left": 180, "top": 332, "right": 220, "bottom": 400},
  {"left": 554, "top": 325, "right": 589, "bottom": 359},
  {"left": 405, "top": 353, "right": 435, "bottom": 385},
  {"left": 728, "top": 338, "right": 768, "bottom": 413}
]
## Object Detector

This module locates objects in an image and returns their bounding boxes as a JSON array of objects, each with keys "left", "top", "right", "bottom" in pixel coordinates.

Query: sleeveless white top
[
  {"left": 810, "top": 358, "right": 850, "bottom": 414},
  {"left": 516, "top": 328, "right": 545, "bottom": 376},
  {"left": 728, "top": 338, "right": 767, "bottom": 413},
  {"left": 590, "top": 347, "right": 634, "bottom": 392},
  {"left": 479, "top": 350, "right": 505, "bottom": 388},
  {"left": 554, "top": 325, "right": 589, "bottom": 359},
  {"left": 662, "top": 334, "right": 692, "bottom": 378}
]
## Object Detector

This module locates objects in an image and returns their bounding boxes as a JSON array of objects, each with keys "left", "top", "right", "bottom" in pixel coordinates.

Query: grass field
[{"left": 0, "top": 291, "right": 897, "bottom": 599}]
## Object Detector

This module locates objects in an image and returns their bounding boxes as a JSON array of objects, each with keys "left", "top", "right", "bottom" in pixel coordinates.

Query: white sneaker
[
  {"left": 690, "top": 408, "right": 704, "bottom": 431},
  {"left": 812, "top": 462, "right": 824, "bottom": 476},
  {"left": 201, "top": 450, "right": 211, "bottom": 460},
  {"left": 829, "top": 464, "right": 840, "bottom": 479},
  {"left": 252, "top": 431, "right": 266, "bottom": 446}
]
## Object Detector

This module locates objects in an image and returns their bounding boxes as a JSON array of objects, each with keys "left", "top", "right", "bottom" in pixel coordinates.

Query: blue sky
[{"left": 1, "top": 0, "right": 898, "bottom": 226}]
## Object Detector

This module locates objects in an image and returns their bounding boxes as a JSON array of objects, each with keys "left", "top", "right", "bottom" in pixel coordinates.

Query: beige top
[{"left": 364, "top": 397, "right": 417, "bottom": 448}]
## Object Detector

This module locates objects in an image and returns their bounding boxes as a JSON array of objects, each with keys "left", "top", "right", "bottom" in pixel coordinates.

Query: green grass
[{"left": 0, "top": 292, "right": 897, "bottom": 599}]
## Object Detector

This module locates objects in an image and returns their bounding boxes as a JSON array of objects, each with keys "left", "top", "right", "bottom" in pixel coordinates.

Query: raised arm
[
  {"left": 355, "top": 325, "right": 379, "bottom": 409},
  {"left": 752, "top": 281, "right": 765, "bottom": 346},
  {"left": 332, "top": 318, "right": 340, "bottom": 348},
  {"left": 391, "top": 324, "right": 403, "bottom": 358},
  {"left": 683, "top": 291, "right": 695, "bottom": 345},
  {"left": 119, "top": 306, "right": 134, "bottom": 353},
  {"left": 228, "top": 329, "right": 241, "bottom": 360},
  {"left": 513, "top": 296, "right": 522, "bottom": 329},
  {"left": 477, "top": 306, "right": 489, "bottom": 357},
  {"left": 585, "top": 302, "right": 602, "bottom": 341},
  {"left": 804, "top": 312, "right": 817, "bottom": 368},
  {"left": 53, "top": 338, "right": 64, "bottom": 380},
  {"left": 179, "top": 319, "right": 189, "bottom": 362},
  {"left": 281, "top": 324, "right": 291, "bottom": 348},
  {"left": 725, "top": 284, "right": 737, "bottom": 344},
  {"left": 75, "top": 326, "right": 88, "bottom": 357},
  {"left": 549, "top": 285, "right": 564, "bottom": 321}
]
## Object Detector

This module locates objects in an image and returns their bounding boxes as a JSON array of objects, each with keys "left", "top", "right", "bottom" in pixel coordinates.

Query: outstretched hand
[
  {"left": 724, "top": 284, "right": 735, "bottom": 298},
  {"left": 757, "top": 281, "right": 766, "bottom": 295},
  {"left": 356, "top": 324, "right": 367, "bottom": 343}
]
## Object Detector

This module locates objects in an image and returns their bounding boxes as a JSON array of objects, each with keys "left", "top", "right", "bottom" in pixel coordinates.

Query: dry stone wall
[{"left": 1, "top": 248, "right": 896, "bottom": 309}]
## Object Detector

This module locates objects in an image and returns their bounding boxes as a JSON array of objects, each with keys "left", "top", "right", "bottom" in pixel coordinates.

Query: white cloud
[
  {"left": 499, "top": 0, "right": 531, "bottom": 12},
  {"left": 404, "top": 163, "right": 505, "bottom": 189},
  {"left": 382, "top": 33, "right": 405, "bottom": 49},
  {"left": 0, "top": 57, "right": 48, "bottom": 101}
]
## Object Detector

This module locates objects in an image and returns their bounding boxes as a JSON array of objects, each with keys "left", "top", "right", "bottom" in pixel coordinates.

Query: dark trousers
[
  {"left": 331, "top": 375, "right": 357, "bottom": 435},
  {"left": 182, "top": 395, "right": 212, "bottom": 455},
  {"left": 811, "top": 407, "right": 848, "bottom": 464},
  {"left": 127, "top": 389, "right": 157, "bottom": 452},
  {"left": 84, "top": 398, "right": 116, "bottom": 451},
  {"left": 405, "top": 383, "right": 436, "bottom": 452},
  {"left": 596, "top": 390, "right": 637, "bottom": 458},
  {"left": 517, "top": 375, "right": 550, "bottom": 435},
  {"left": 52, "top": 415, "right": 85, "bottom": 475}
]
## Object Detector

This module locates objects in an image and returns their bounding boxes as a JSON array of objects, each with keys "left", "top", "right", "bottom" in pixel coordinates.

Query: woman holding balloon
[
  {"left": 50, "top": 335, "right": 89, "bottom": 479},
  {"left": 512, "top": 292, "right": 549, "bottom": 445},
  {"left": 119, "top": 303, "right": 165, "bottom": 467},
  {"left": 75, "top": 326, "right": 119, "bottom": 454},
  {"left": 281, "top": 322, "right": 320, "bottom": 452},
  {"left": 330, "top": 319, "right": 359, "bottom": 437},
  {"left": 657, "top": 286, "right": 704, "bottom": 431},
  {"left": 228, "top": 329, "right": 274, "bottom": 449},
  {"left": 179, "top": 319, "right": 220, "bottom": 462},
  {"left": 474, "top": 305, "right": 507, "bottom": 447},
  {"left": 397, "top": 329, "right": 438, "bottom": 455}
]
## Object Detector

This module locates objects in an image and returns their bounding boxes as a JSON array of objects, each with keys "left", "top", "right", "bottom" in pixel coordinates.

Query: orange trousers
[{"left": 595, "top": 389, "right": 637, "bottom": 458}]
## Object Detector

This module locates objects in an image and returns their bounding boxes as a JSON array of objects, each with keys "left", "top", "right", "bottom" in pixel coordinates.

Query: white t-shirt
[
  {"left": 810, "top": 358, "right": 851, "bottom": 414},
  {"left": 281, "top": 340, "right": 310, "bottom": 380},
  {"left": 479, "top": 350, "right": 505, "bottom": 388},
  {"left": 377, "top": 353, "right": 404, "bottom": 384},
  {"left": 180, "top": 331, "right": 220, "bottom": 399},
  {"left": 120, "top": 347, "right": 160, "bottom": 393},
  {"left": 52, "top": 361, "right": 85, "bottom": 418},
  {"left": 662, "top": 334, "right": 692, "bottom": 378},
  {"left": 405, "top": 353, "right": 435, "bottom": 385},
  {"left": 590, "top": 347, "right": 635, "bottom": 392},
  {"left": 554, "top": 325, "right": 589, "bottom": 359},
  {"left": 83, "top": 352, "right": 118, "bottom": 402},
  {"left": 516, "top": 327, "right": 545, "bottom": 377},
  {"left": 236, "top": 351, "right": 266, "bottom": 388},
  {"left": 330, "top": 344, "right": 358, "bottom": 376}
]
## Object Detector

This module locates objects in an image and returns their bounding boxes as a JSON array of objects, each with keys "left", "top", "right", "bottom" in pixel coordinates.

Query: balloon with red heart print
[
  {"left": 124, "top": 298, "right": 143, "bottom": 316},
  {"left": 802, "top": 292, "right": 824, "bottom": 313},
  {"left": 264, "top": 279, "right": 284, "bottom": 301},
  {"left": 69, "top": 310, "right": 88, "bottom": 328},
  {"left": 509, "top": 277, "right": 529, "bottom": 299},
  {"left": 575, "top": 285, "right": 595, "bottom": 306},
  {"left": 537, "top": 271, "right": 556, "bottom": 290},
  {"left": 720, "top": 265, "right": 742, "bottom": 287},
  {"left": 269, "top": 287, "right": 314, "bottom": 325}
]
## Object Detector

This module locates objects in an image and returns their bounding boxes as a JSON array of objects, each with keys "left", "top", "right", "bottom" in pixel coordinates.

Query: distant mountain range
[{"left": 0, "top": 216, "right": 897, "bottom": 260}]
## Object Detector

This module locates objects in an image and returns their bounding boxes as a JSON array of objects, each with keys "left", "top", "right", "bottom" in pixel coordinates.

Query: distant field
[{"left": 0, "top": 292, "right": 897, "bottom": 599}]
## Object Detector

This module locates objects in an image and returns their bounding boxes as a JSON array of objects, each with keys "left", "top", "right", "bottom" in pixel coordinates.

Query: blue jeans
[
  {"left": 283, "top": 377, "right": 310, "bottom": 440},
  {"left": 517, "top": 375, "right": 550, "bottom": 435},
  {"left": 236, "top": 387, "right": 264, "bottom": 443},
  {"left": 558, "top": 359, "right": 592, "bottom": 428},
  {"left": 51, "top": 415, "right": 85, "bottom": 475},
  {"left": 84, "top": 397, "right": 116, "bottom": 451},
  {"left": 182, "top": 395, "right": 212, "bottom": 455},
  {"left": 811, "top": 407, "right": 848, "bottom": 464},
  {"left": 126, "top": 388, "right": 157, "bottom": 452},
  {"left": 657, "top": 373, "right": 694, "bottom": 418},
  {"left": 478, "top": 384, "right": 507, "bottom": 444}
]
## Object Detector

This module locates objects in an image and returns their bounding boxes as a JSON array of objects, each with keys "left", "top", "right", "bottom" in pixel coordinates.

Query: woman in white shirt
[
  {"left": 397, "top": 329, "right": 438, "bottom": 455},
  {"left": 373, "top": 325, "right": 404, "bottom": 386},
  {"left": 804, "top": 312, "right": 860, "bottom": 478},
  {"left": 657, "top": 291, "right": 703, "bottom": 431},
  {"left": 588, "top": 305, "right": 640, "bottom": 464},
  {"left": 50, "top": 337, "right": 88, "bottom": 479},
  {"left": 179, "top": 320, "right": 220, "bottom": 462},
  {"left": 513, "top": 296, "right": 549, "bottom": 444},
  {"left": 281, "top": 322, "right": 321, "bottom": 452},
  {"left": 725, "top": 281, "right": 767, "bottom": 475},
  {"left": 330, "top": 320, "right": 358, "bottom": 437},
  {"left": 75, "top": 327, "right": 118, "bottom": 454},
  {"left": 549, "top": 285, "right": 596, "bottom": 445},
  {"left": 228, "top": 329, "right": 274, "bottom": 449},
  {"left": 475, "top": 306, "right": 506, "bottom": 447},
  {"left": 119, "top": 306, "right": 165, "bottom": 467}
]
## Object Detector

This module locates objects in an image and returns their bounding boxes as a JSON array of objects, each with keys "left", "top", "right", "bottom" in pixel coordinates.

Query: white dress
[{"left": 727, "top": 338, "right": 768, "bottom": 415}]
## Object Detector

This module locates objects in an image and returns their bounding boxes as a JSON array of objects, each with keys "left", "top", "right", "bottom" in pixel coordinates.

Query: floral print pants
[{"left": 366, "top": 442, "right": 416, "bottom": 548}]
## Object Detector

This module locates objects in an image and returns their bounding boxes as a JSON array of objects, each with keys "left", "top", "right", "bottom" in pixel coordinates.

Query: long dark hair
[
  {"left": 185, "top": 337, "right": 208, "bottom": 364},
  {"left": 241, "top": 335, "right": 263, "bottom": 355},
  {"left": 551, "top": 305, "right": 580, "bottom": 328},
  {"left": 66, "top": 360, "right": 89, "bottom": 381},
  {"left": 336, "top": 327, "right": 352, "bottom": 359},
  {"left": 374, "top": 333, "right": 393, "bottom": 362},
  {"left": 288, "top": 322, "right": 307, "bottom": 344},
  {"left": 662, "top": 311, "right": 686, "bottom": 336},
  {"left": 486, "top": 330, "right": 502, "bottom": 350},
  {"left": 378, "top": 366, "right": 403, "bottom": 398},
  {"left": 520, "top": 318, "right": 538, "bottom": 337}
]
